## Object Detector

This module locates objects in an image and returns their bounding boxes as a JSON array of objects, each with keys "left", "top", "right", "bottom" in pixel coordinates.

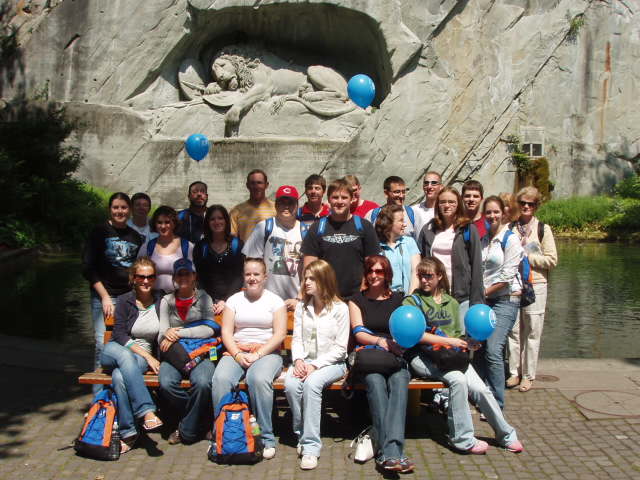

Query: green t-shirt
[{"left": 403, "top": 290, "right": 462, "bottom": 338}]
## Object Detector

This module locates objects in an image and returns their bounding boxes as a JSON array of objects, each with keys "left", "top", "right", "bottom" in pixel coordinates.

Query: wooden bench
[{"left": 78, "top": 311, "right": 445, "bottom": 396}]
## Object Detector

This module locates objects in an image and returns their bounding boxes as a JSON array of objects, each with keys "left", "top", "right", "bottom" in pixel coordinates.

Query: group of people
[{"left": 81, "top": 168, "right": 557, "bottom": 472}]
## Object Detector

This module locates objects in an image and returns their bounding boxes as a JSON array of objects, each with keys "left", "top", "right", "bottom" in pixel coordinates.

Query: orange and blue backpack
[
  {"left": 208, "top": 387, "right": 263, "bottom": 464},
  {"left": 74, "top": 388, "right": 121, "bottom": 460}
]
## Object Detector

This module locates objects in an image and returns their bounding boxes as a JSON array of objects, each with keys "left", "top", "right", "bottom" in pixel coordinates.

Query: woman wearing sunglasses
[
  {"left": 100, "top": 257, "right": 164, "bottom": 453},
  {"left": 506, "top": 187, "right": 557, "bottom": 392}
]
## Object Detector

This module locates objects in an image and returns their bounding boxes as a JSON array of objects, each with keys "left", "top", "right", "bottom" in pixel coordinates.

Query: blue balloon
[
  {"left": 464, "top": 304, "right": 497, "bottom": 341},
  {"left": 185, "top": 133, "right": 209, "bottom": 161},
  {"left": 389, "top": 305, "right": 426, "bottom": 348},
  {"left": 347, "top": 74, "right": 375, "bottom": 109}
]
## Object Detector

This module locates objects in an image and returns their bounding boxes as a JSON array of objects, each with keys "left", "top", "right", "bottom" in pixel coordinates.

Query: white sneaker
[
  {"left": 263, "top": 447, "right": 276, "bottom": 460},
  {"left": 300, "top": 454, "right": 318, "bottom": 470}
]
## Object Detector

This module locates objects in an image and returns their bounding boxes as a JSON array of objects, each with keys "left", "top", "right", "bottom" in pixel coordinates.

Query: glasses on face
[
  {"left": 367, "top": 268, "right": 385, "bottom": 276},
  {"left": 134, "top": 274, "right": 156, "bottom": 281},
  {"left": 519, "top": 200, "right": 538, "bottom": 208},
  {"left": 423, "top": 181, "right": 441, "bottom": 186},
  {"left": 418, "top": 273, "right": 435, "bottom": 280}
]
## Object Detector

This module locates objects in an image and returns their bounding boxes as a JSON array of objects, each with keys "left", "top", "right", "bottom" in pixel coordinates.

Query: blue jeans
[
  {"left": 410, "top": 354, "right": 517, "bottom": 450},
  {"left": 91, "top": 290, "right": 117, "bottom": 394},
  {"left": 101, "top": 341, "right": 156, "bottom": 439},
  {"left": 159, "top": 358, "right": 216, "bottom": 443},
  {"left": 284, "top": 363, "right": 346, "bottom": 457},
  {"left": 473, "top": 296, "right": 519, "bottom": 408},
  {"left": 212, "top": 354, "right": 283, "bottom": 448},
  {"left": 364, "top": 367, "right": 411, "bottom": 462}
]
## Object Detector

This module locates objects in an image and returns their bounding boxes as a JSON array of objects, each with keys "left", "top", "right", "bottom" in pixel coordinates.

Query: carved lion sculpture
[{"left": 179, "top": 46, "right": 357, "bottom": 136}]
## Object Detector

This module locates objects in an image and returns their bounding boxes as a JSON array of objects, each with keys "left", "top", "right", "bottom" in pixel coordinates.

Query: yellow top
[{"left": 229, "top": 198, "right": 276, "bottom": 242}]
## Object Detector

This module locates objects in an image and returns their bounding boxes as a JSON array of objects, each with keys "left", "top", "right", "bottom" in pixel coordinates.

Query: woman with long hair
[
  {"left": 506, "top": 186, "right": 558, "bottom": 392},
  {"left": 417, "top": 187, "right": 484, "bottom": 322},
  {"left": 284, "top": 259, "right": 349, "bottom": 470},
  {"left": 211, "top": 258, "right": 287, "bottom": 460},
  {"left": 472, "top": 196, "right": 523, "bottom": 409},
  {"left": 139, "top": 206, "right": 194, "bottom": 293},
  {"left": 100, "top": 257, "right": 164, "bottom": 453},
  {"left": 376, "top": 204, "right": 420, "bottom": 294},
  {"left": 405, "top": 257, "right": 523, "bottom": 454},
  {"left": 348, "top": 255, "right": 414, "bottom": 473},
  {"left": 82, "top": 192, "right": 144, "bottom": 389},
  {"left": 193, "top": 205, "right": 244, "bottom": 311},
  {"left": 158, "top": 258, "right": 218, "bottom": 445}
]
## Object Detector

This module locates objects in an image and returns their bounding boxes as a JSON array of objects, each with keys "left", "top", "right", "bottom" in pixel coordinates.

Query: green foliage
[
  {"left": 0, "top": 100, "right": 108, "bottom": 249},
  {"left": 537, "top": 196, "right": 615, "bottom": 230},
  {"left": 614, "top": 175, "right": 640, "bottom": 199},
  {"left": 602, "top": 198, "right": 640, "bottom": 231},
  {"left": 566, "top": 14, "right": 584, "bottom": 43}
]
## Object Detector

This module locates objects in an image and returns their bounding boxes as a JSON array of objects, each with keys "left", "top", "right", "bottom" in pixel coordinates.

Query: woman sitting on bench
[
  {"left": 211, "top": 257, "right": 287, "bottom": 460},
  {"left": 100, "top": 257, "right": 164, "bottom": 453}
]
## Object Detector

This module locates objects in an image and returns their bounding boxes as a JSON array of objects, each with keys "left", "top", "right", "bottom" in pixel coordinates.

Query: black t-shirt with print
[{"left": 301, "top": 216, "right": 381, "bottom": 298}]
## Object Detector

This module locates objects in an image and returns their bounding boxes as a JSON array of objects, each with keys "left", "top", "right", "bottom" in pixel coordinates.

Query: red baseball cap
[{"left": 275, "top": 185, "right": 300, "bottom": 200}]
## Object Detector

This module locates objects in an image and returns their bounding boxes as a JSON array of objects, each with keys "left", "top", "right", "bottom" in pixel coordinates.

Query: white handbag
[{"left": 350, "top": 426, "right": 374, "bottom": 463}]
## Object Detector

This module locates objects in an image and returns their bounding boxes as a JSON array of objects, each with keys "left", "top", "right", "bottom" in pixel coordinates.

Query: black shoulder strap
[{"left": 538, "top": 221, "right": 545, "bottom": 242}]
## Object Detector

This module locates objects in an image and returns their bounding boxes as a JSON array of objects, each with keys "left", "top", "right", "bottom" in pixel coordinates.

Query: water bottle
[{"left": 249, "top": 415, "right": 261, "bottom": 436}]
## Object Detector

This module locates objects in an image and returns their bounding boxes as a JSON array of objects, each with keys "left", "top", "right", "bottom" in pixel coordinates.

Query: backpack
[
  {"left": 500, "top": 230, "right": 536, "bottom": 307},
  {"left": 208, "top": 387, "right": 263, "bottom": 465},
  {"left": 317, "top": 214, "right": 364, "bottom": 235},
  {"left": 147, "top": 236, "right": 190, "bottom": 259},
  {"left": 200, "top": 236, "right": 241, "bottom": 259},
  {"left": 74, "top": 388, "right": 121, "bottom": 461},
  {"left": 370, "top": 205, "right": 416, "bottom": 228},
  {"left": 263, "top": 217, "right": 309, "bottom": 247}
]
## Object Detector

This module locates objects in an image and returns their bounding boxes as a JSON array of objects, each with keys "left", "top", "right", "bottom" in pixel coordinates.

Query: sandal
[
  {"left": 142, "top": 415, "right": 164, "bottom": 432},
  {"left": 518, "top": 378, "right": 533, "bottom": 392},
  {"left": 506, "top": 375, "right": 521, "bottom": 389},
  {"left": 120, "top": 435, "right": 137, "bottom": 454}
]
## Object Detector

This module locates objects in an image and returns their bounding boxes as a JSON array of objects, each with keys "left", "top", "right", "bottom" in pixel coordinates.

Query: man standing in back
[
  {"left": 365, "top": 175, "right": 416, "bottom": 237},
  {"left": 411, "top": 172, "right": 443, "bottom": 238},
  {"left": 462, "top": 179, "right": 488, "bottom": 239},
  {"left": 127, "top": 192, "right": 158, "bottom": 243},
  {"left": 229, "top": 169, "right": 276, "bottom": 242},
  {"left": 302, "top": 178, "right": 380, "bottom": 299},
  {"left": 343, "top": 174, "right": 379, "bottom": 218},
  {"left": 176, "top": 181, "right": 208, "bottom": 244}
]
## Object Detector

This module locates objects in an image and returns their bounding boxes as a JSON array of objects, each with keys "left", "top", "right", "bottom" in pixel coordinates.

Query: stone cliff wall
[{"left": 2, "top": 0, "right": 638, "bottom": 206}]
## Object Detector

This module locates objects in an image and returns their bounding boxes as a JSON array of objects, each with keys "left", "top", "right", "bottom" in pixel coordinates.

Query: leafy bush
[
  {"left": 602, "top": 198, "right": 640, "bottom": 231},
  {"left": 537, "top": 196, "right": 615, "bottom": 230},
  {"left": 614, "top": 175, "right": 640, "bottom": 199},
  {"left": 0, "top": 100, "right": 108, "bottom": 249}
]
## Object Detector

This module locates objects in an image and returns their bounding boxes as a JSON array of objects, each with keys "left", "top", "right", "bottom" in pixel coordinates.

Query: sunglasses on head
[
  {"left": 134, "top": 274, "right": 156, "bottom": 281},
  {"left": 519, "top": 200, "right": 538, "bottom": 208}
]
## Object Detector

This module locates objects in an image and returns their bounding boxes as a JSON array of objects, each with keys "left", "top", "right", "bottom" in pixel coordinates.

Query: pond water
[{"left": 1, "top": 241, "right": 639, "bottom": 358}]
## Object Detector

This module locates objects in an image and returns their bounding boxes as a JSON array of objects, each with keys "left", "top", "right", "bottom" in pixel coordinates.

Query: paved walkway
[{"left": 1, "top": 335, "right": 640, "bottom": 479}]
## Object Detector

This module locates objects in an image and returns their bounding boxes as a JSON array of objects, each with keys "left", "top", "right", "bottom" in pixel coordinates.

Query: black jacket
[{"left": 112, "top": 289, "right": 164, "bottom": 347}]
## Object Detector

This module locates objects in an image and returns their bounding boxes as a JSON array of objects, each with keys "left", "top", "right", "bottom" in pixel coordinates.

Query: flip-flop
[
  {"left": 142, "top": 416, "right": 164, "bottom": 432},
  {"left": 120, "top": 436, "right": 137, "bottom": 454}
]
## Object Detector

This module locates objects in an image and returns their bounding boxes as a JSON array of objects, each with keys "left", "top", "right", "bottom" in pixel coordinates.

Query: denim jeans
[
  {"left": 284, "top": 363, "right": 346, "bottom": 457},
  {"left": 100, "top": 341, "right": 155, "bottom": 439},
  {"left": 91, "top": 290, "right": 118, "bottom": 394},
  {"left": 159, "top": 358, "right": 216, "bottom": 443},
  {"left": 211, "top": 354, "right": 283, "bottom": 448},
  {"left": 364, "top": 367, "right": 411, "bottom": 462},
  {"left": 473, "top": 296, "right": 519, "bottom": 408},
  {"left": 410, "top": 353, "right": 517, "bottom": 450}
]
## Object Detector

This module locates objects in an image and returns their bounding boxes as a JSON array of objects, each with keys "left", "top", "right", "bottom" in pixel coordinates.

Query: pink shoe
[
  {"left": 505, "top": 440, "right": 524, "bottom": 453},
  {"left": 467, "top": 440, "right": 489, "bottom": 455}
]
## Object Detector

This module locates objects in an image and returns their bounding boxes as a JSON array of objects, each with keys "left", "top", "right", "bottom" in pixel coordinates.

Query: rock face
[{"left": 2, "top": 0, "right": 638, "bottom": 206}]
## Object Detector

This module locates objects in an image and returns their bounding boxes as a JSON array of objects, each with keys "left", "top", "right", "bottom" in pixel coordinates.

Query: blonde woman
[
  {"left": 284, "top": 260, "right": 349, "bottom": 470},
  {"left": 506, "top": 187, "right": 558, "bottom": 392}
]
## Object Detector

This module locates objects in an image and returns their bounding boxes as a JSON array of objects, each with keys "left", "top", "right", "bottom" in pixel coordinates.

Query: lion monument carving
[{"left": 178, "top": 45, "right": 358, "bottom": 136}]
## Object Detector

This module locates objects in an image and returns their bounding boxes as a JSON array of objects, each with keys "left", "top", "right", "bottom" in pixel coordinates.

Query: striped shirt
[{"left": 229, "top": 198, "right": 276, "bottom": 242}]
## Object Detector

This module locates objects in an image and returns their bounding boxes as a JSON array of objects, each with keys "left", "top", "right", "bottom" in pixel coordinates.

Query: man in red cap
[{"left": 243, "top": 185, "right": 304, "bottom": 310}]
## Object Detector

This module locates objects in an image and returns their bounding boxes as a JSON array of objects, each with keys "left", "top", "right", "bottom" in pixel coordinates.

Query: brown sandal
[{"left": 518, "top": 378, "right": 533, "bottom": 392}]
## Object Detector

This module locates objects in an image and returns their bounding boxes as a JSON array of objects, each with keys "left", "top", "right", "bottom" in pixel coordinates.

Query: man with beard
[{"left": 176, "top": 181, "right": 208, "bottom": 243}]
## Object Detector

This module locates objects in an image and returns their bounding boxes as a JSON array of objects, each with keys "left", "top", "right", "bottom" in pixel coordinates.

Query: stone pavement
[{"left": 1, "top": 335, "right": 640, "bottom": 480}]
